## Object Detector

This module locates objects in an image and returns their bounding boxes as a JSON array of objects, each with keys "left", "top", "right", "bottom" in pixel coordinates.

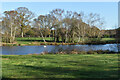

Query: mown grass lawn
[
  {"left": 2, "top": 54, "right": 119, "bottom": 79},
  {"left": 16, "top": 37, "right": 116, "bottom": 42},
  {"left": 16, "top": 37, "right": 53, "bottom": 41},
  {"left": 101, "top": 38, "right": 116, "bottom": 41},
  {"left": 14, "top": 37, "right": 118, "bottom": 45},
  {"left": 16, "top": 37, "right": 54, "bottom": 45}
]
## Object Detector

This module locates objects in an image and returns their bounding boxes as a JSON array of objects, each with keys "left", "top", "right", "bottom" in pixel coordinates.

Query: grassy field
[
  {"left": 15, "top": 37, "right": 118, "bottom": 45},
  {"left": 101, "top": 38, "right": 116, "bottom": 41},
  {"left": 2, "top": 37, "right": 119, "bottom": 46},
  {"left": 16, "top": 37, "right": 116, "bottom": 42},
  {"left": 2, "top": 54, "right": 119, "bottom": 79},
  {"left": 16, "top": 37, "right": 54, "bottom": 44}
]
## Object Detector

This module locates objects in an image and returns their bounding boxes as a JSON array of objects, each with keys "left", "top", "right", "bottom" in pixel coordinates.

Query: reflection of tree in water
[
  {"left": 49, "top": 45, "right": 87, "bottom": 53},
  {"left": 49, "top": 45, "right": 59, "bottom": 53},
  {"left": 116, "top": 27, "right": 120, "bottom": 52},
  {"left": 40, "top": 44, "right": 120, "bottom": 54},
  {"left": 106, "top": 44, "right": 119, "bottom": 52},
  {"left": 116, "top": 43, "right": 120, "bottom": 52},
  {"left": 74, "top": 45, "right": 86, "bottom": 51}
]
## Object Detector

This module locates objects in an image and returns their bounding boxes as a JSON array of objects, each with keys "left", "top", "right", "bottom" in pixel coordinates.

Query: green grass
[
  {"left": 16, "top": 37, "right": 116, "bottom": 42},
  {"left": 16, "top": 37, "right": 53, "bottom": 41},
  {"left": 101, "top": 38, "right": 116, "bottom": 41},
  {"left": 16, "top": 37, "right": 53, "bottom": 44},
  {"left": 15, "top": 37, "right": 53, "bottom": 45},
  {"left": 16, "top": 37, "right": 117, "bottom": 43},
  {"left": 2, "top": 37, "right": 118, "bottom": 46},
  {"left": 2, "top": 54, "right": 119, "bottom": 78}
]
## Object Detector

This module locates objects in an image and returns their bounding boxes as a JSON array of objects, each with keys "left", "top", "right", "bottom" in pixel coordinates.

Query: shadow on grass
[
  {"left": 32, "top": 55, "right": 54, "bottom": 59},
  {"left": 11, "top": 64, "right": 119, "bottom": 78}
]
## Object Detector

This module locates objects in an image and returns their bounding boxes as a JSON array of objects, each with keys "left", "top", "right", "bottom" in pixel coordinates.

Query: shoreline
[
  {"left": 1, "top": 41, "right": 120, "bottom": 46},
  {"left": 2, "top": 50, "right": 120, "bottom": 55}
]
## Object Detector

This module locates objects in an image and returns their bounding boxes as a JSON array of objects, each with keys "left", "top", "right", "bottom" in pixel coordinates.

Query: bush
[{"left": 78, "top": 51, "right": 87, "bottom": 54}]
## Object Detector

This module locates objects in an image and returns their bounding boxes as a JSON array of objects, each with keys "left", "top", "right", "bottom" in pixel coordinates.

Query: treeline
[
  {"left": 116, "top": 27, "right": 120, "bottom": 38},
  {"left": 0, "top": 7, "right": 118, "bottom": 43},
  {"left": 101, "top": 29, "right": 116, "bottom": 38}
]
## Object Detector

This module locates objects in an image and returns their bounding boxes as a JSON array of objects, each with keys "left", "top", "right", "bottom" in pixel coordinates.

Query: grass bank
[
  {"left": 2, "top": 37, "right": 119, "bottom": 46},
  {"left": 2, "top": 54, "right": 119, "bottom": 79}
]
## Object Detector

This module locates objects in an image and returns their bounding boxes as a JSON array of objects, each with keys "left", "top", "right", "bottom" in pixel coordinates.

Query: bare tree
[
  {"left": 33, "top": 18, "right": 46, "bottom": 43},
  {"left": 16, "top": 7, "right": 34, "bottom": 37},
  {"left": 73, "top": 12, "right": 87, "bottom": 43},
  {"left": 50, "top": 9, "right": 64, "bottom": 42},
  {"left": 2, "top": 10, "right": 18, "bottom": 43},
  {"left": 63, "top": 11, "right": 72, "bottom": 43},
  {"left": 86, "top": 13, "right": 104, "bottom": 41}
]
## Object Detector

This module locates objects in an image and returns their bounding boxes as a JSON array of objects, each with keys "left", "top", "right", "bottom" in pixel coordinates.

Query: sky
[
  {"left": 0, "top": 0, "right": 119, "bottom": 2},
  {"left": 1, "top": 2, "right": 118, "bottom": 30}
]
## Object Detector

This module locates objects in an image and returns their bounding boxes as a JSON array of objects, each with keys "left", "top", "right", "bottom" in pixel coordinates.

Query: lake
[{"left": 1, "top": 44, "right": 120, "bottom": 55}]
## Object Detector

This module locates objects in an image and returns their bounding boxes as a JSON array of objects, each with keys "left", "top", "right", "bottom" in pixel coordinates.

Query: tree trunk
[
  {"left": 13, "top": 27, "right": 16, "bottom": 42},
  {"left": 10, "top": 24, "right": 13, "bottom": 43},
  {"left": 54, "top": 30, "right": 56, "bottom": 42},
  {"left": 40, "top": 30, "right": 46, "bottom": 43},
  {"left": 65, "top": 28, "right": 68, "bottom": 43},
  {"left": 78, "top": 36, "right": 80, "bottom": 43},
  {"left": 72, "top": 33, "right": 75, "bottom": 43},
  {"left": 10, "top": 25, "right": 13, "bottom": 37},
  {"left": 49, "top": 34, "right": 50, "bottom": 38},
  {"left": 65, "top": 33, "right": 67, "bottom": 43},
  {"left": 56, "top": 36, "right": 59, "bottom": 42},
  {"left": 21, "top": 31, "right": 24, "bottom": 38}
]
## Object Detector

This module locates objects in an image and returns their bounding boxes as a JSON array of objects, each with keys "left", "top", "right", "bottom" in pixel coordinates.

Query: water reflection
[{"left": 1, "top": 44, "right": 119, "bottom": 55}]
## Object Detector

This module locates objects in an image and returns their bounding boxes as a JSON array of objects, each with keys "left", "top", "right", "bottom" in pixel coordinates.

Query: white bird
[{"left": 44, "top": 46, "right": 46, "bottom": 48}]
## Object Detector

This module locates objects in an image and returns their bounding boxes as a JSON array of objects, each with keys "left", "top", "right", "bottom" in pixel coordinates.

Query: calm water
[{"left": 1, "top": 44, "right": 120, "bottom": 55}]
